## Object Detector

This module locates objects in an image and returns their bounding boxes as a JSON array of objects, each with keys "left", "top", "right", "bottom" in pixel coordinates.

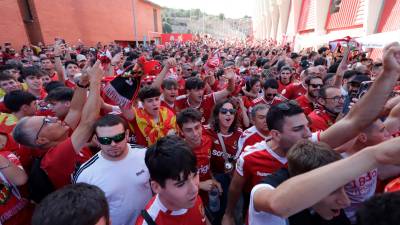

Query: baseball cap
[
  {"left": 76, "top": 54, "right": 87, "bottom": 62},
  {"left": 348, "top": 74, "right": 371, "bottom": 84}
]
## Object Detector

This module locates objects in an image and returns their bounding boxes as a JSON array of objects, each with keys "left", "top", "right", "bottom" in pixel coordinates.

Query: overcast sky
[{"left": 151, "top": 0, "right": 255, "bottom": 19}]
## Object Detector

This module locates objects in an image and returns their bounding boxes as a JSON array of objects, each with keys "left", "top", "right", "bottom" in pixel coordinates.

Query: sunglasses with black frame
[{"left": 97, "top": 131, "right": 126, "bottom": 145}]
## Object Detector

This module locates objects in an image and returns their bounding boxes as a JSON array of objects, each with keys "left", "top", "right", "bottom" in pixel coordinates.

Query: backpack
[{"left": 27, "top": 157, "right": 55, "bottom": 203}]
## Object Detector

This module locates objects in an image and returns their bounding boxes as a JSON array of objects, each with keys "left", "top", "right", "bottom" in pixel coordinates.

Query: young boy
[{"left": 136, "top": 135, "right": 210, "bottom": 225}]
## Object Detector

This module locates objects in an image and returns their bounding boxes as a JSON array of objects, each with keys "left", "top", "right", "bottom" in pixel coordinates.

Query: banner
[{"left": 160, "top": 33, "right": 193, "bottom": 44}]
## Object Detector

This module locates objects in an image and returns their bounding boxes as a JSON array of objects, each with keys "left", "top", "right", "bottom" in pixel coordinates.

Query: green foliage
[{"left": 162, "top": 23, "right": 172, "bottom": 33}]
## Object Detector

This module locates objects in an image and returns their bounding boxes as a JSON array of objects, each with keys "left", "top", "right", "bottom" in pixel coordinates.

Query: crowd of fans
[{"left": 0, "top": 35, "right": 400, "bottom": 225}]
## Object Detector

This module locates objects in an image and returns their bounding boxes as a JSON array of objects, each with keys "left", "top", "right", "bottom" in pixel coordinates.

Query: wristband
[{"left": 76, "top": 82, "right": 90, "bottom": 88}]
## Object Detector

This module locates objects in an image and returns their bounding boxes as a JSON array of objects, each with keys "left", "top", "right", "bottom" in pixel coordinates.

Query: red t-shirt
[
  {"left": 248, "top": 96, "right": 283, "bottom": 114},
  {"left": 50, "top": 71, "right": 59, "bottom": 81},
  {"left": 277, "top": 81, "right": 288, "bottom": 93},
  {"left": 178, "top": 79, "right": 186, "bottom": 96},
  {"left": 238, "top": 126, "right": 270, "bottom": 153},
  {"left": 204, "top": 126, "right": 242, "bottom": 174},
  {"left": 192, "top": 133, "right": 213, "bottom": 181},
  {"left": 136, "top": 195, "right": 207, "bottom": 225},
  {"left": 41, "top": 138, "right": 78, "bottom": 189},
  {"left": 175, "top": 93, "right": 215, "bottom": 124},
  {"left": 242, "top": 96, "right": 256, "bottom": 109},
  {"left": 308, "top": 109, "right": 336, "bottom": 132},
  {"left": 281, "top": 83, "right": 306, "bottom": 100},
  {"left": 236, "top": 141, "right": 287, "bottom": 193},
  {"left": 295, "top": 95, "right": 314, "bottom": 115},
  {"left": 160, "top": 96, "right": 178, "bottom": 114}
]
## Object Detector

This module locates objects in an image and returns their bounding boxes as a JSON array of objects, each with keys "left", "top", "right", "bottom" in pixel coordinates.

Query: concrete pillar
[
  {"left": 261, "top": 0, "right": 270, "bottom": 39},
  {"left": 269, "top": 0, "right": 280, "bottom": 40},
  {"left": 364, "top": 0, "right": 385, "bottom": 35},
  {"left": 315, "top": 0, "right": 330, "bottom": 34},
  {"left": 277, "top": 0, "right": 291, "bottom": 41}
]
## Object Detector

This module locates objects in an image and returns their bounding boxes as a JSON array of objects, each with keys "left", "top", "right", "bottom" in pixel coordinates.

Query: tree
[
  {"left": 163, "top": 23, "right": 173, "bottom": 33},
  {"left": 219, "top": 13, "right": 225, "bottom": 20}
]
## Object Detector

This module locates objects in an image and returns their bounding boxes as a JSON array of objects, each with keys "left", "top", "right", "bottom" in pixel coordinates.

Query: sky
[{"left": 151, "top": 0, "right": 255, "bottom": 19}]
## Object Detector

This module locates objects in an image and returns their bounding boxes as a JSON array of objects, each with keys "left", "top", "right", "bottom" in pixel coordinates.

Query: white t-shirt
[
  {"left": 73, "top": 144, "right": 152, "bottom": 225},
  {"left": 248, "top": 183, "right": 289, "bottom": 225},
  {"left": 342, "top": 152, "right": 377, "bottom": 224}
]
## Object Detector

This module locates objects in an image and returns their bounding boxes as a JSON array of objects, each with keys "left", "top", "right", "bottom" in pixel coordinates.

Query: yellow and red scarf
[{"left": 132, "top": 106, "right": 176, "bottom": 146}]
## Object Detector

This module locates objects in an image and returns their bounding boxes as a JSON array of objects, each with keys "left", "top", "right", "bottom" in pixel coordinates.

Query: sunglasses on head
[
  {"left": 220, "top": 108, "right": 236, "bottom": 115},
  {"left": 97, "top": 132, "right": 126, "bottom": 145}
]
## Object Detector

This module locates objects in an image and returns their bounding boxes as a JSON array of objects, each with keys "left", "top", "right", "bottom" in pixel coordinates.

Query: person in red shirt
[
  {"left": 250, "top": 78, "right": 284, "bottom": 111},
  {"left": 281, "top": 69, "right": 310, "bottom": 100},
  {"left": 0, "top": 74, "right": 23, "bottom": 113},
  {"left": 159, "top": 79, "right": 179, "bottom": 113},
  {"left": 40, "top": 57, "right": 60, "bottom": 81},
  {"left": 176, "top": 68, "right": 236, "bottom": 124},
  {"left": 45, "top": 87, "right": 74, "bottom": 120},
  {"left": 238, "top": 104, "right": 270, "bottom": 153},
  {"left": 177, "top": 108, "right": 222, "bottom": 204},
  {"left": 136, "top": 135, "right": 209, "bottom": 225},
  {"left": 150, "top": 58, "right": 179, "bottom": 113},
  {"left": 2, "top": 90, "right": 38, "bottom": 168},
  {"left": 63, "top": 61, "right": 81, "bottom": 88},
  {"left": 204, "top": 99, "right": 242, "bottom": 224},
  {"left": 295, "top": 75, "right": 323, "bottom": 115},
  {"left": 0, "top": 64, "right": 21, "bottom": 80},
  {"left": 309, "top": 86, "right": 345, "bottom": 132},
  {"left": 20, "top": 66, "right": 47, "bottom": 100},
  {"left": 241, "top": 77, "right": 262, "bottom": 108},
  {"left": 277, "top": 66, "right": 293, "bottom": 93},
  {"left": 11, "top": 60, "right": 103, "bottom": 192}
]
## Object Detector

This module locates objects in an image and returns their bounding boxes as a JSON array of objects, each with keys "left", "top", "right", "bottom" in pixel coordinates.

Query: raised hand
[
  {"left": 165, "top": 58, "right": 177, "bottom": 69},
  {"left": 383, "top": 42, "right": 400, "bottom": 73},
  {"left": 87, "top": 60, "right": 105, "bottom": 83}
]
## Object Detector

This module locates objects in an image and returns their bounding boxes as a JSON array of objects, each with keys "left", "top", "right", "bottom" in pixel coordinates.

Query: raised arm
[
  {"left": 214, "top": 67, "right": 235, "bottom": 102},
  {"left": 63, "top": 74, "right": 89, "bottom": 130},
  {"left": 320, "top": 42, "right": 400, "bottom": 148},
  {"left": 384, "top": 100, "right": 400, "bottom": 135},
  {"left": 152, "top": 58, "right": 176, "bottom": 89},
  {"left": 254, "top": 137, "right": 400, "bottom": 218},
  {"left": 333, "top": 46, "right": 350, "bottom": 88},
  {"left": 71, "top": 60, "right": 104, "bottom": 152},
  {"left": 53, "top": 42, "right": 66, "bottom": 82},
  {"left": 0, "top": 154, "right": 27, "bottom": 186}
]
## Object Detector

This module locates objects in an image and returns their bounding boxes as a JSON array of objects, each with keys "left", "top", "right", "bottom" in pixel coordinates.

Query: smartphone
[{"left": 357, "top": 81, "right": 373, "bottom": 99}]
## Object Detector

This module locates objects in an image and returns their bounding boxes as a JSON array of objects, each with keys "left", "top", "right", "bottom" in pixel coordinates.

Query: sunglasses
[
  {"left": 97, "top": 132, "right": 126, "bottom": 145},
  {"left": 310, "top": 84, "right": 323, "bottom": 88},
  {"left": 220, "top": 108, "right": 236, "bottom": 115},
  {"left": 266, "top": 93, "right": 277, "bottom": 97}
]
